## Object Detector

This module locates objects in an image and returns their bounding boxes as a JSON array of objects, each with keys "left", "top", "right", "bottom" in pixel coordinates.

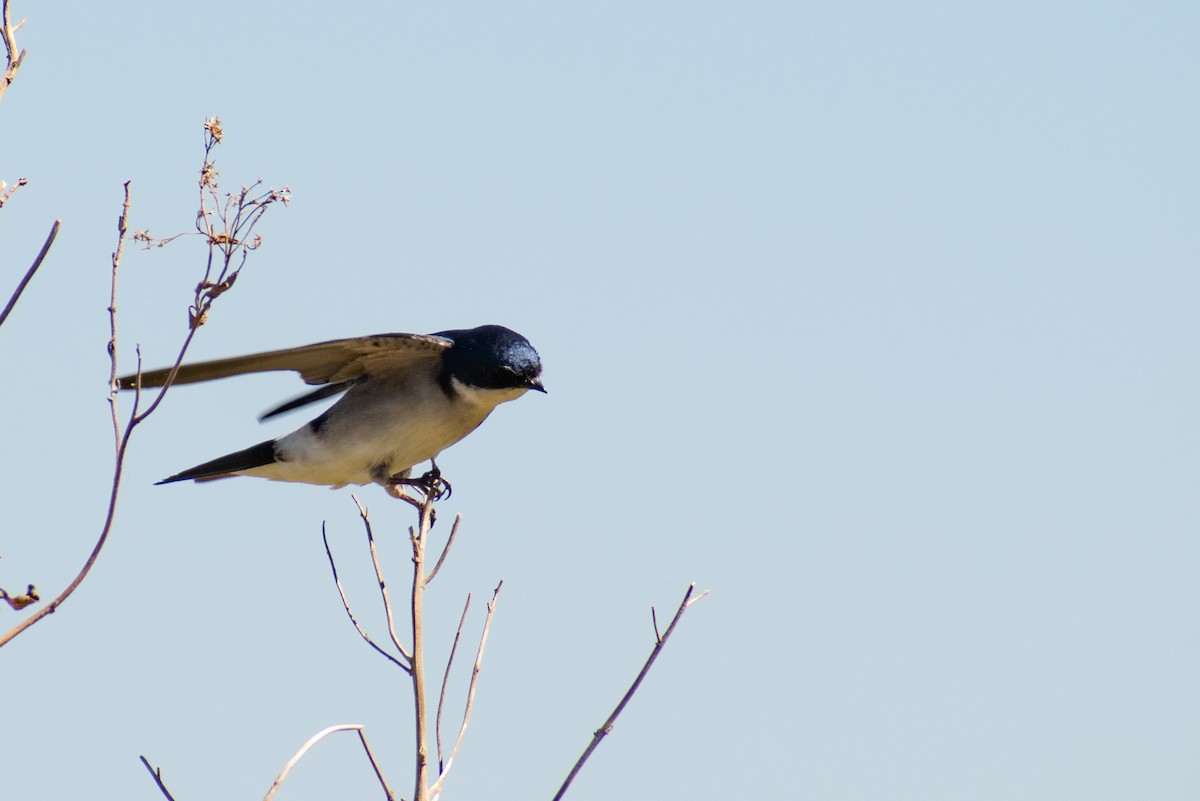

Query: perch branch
[{"left": 408, "top": 497, "right": 435, "bottom": 801}]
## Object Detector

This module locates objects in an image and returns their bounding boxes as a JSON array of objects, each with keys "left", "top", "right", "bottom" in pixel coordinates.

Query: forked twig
[
  {"left": 552, "top": 583, "right": 708, "bottom": 801},
  {"left": 436, "top": 593, "right": 472, "bottom": 772},
  {"left": 0, "top": 218, "right": 59, "bottom": 330},
  {"left": 428, "top": 581, "right": 502, "bottom": 799},
  {"left": 322, "top": 523, "right": 411, "bottom": 673},
  {"left": 3, "top": 126, "right": 287, "bottom": 649},
  {"left": 139, "top": 755, "right": 179, "bottom": 801},
  {"left": 331, "top": 484, "right": 499, "bottom": 801},
  {"left": 0, "top": 190, "right": 130, "bottom": 647},
  {"left": 127, "top": 122, "right": 289, "bottom": 426},
  {"left": 0, "top": 176, "right": 27, "bottom": 207},
  {"left": 0, "top": 0, "right": 27, "bottom": 104},
  {"left": 352, "top": 494, "right": 413, "bottom": 663},
  {"left": 262, "top": 724, "right": 396, "bottom": 801}
]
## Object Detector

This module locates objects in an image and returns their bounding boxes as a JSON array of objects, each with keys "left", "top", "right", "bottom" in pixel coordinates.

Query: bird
[{"left": 117, "top": 324, "right": 545, "bottom": 500}]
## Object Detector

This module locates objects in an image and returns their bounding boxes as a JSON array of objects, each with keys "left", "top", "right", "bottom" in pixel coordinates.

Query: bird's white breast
[{"left": 245, "top": 373, "right": 527, "bottom": 487}]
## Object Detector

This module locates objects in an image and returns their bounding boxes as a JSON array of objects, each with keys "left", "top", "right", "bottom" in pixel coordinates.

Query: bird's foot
[
  {"left": 387, "top": 463, "right": 452, "bottom": 502},
  {"left": 383, "top": 482, "right": 423, "bottom": 511}
]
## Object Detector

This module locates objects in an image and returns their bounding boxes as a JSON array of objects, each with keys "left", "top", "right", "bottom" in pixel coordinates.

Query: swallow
[{"left": 118, "top": 324, "right": 544, "bottom": 500}]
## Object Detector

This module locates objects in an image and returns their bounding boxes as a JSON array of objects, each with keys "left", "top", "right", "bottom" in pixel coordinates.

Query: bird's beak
[{"left": 528, "top": 377, "right": 547, "bottom": 394}]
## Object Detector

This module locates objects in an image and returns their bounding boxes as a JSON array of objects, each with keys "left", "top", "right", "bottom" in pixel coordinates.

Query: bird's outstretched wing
[{"left": 117, "top": 333, "right": 453, "bottom": 389}]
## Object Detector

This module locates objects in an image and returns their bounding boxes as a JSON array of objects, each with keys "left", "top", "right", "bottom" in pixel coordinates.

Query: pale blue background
[{"left": 2, "top": 2, "right": 1198, "bottom": 799}]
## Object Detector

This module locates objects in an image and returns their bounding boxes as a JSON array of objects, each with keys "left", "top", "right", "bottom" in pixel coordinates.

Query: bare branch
[
  {"left": 139, "top": 755, "right": 179, "bottom": 801},
  {"left": 0, "top": 192, "right": 128, "bottom": 648},
  {"left": 0, "top": 0, "right": 27, "bottom": 104},
  {"left": 408, "top": 497, "right": 436, "bottom": 801},
  {"left": 322, "top": 523, "right": 411, "bottom": 673},
  {"left": 129, "top": 127, "right": 287, "bottom": 424},
  {"left": 355, "top": 727, "right": 398, "bottom": 801},
  {"left": 2, "top": 123, "right": 286, "bottom": 648},
  {"left": 428, "top": 581, "right": 502, "bottom": 799},
  {"left": 262, "top": 724, "right": 395, "bottom": 801},
  {"left": 0, "top": 176, "right": 27, "bottom": 207},
  {"left": 352, "top": 494, "right": 413, "bottom": 663},
  {"left": 0, "top": 218, "right": 59, "bottom": 330},
  {"left": 436, "top": 593, "right": 472, "bottom": 772},
  {"left": 425, "top": 513, "right": 462, "bottom": 584},
  {"left": 552, "top": 583, "right": 708, "bottom": 801}
]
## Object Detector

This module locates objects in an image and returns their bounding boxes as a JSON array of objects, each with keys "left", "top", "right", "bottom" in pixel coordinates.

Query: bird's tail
[{"left": 157, "top": 440, "right": 278, "bottom": 484}]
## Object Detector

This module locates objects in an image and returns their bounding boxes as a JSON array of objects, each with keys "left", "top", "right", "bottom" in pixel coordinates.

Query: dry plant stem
[
  {"left": 2, "top": 125, "right": 284, "bottom": 645},
  {"left": 425, "top": 513, "right": 462, "bottom": 584},
  {"left": 139, "top": 756, "right": 179, "bottom": 801},
  {"left": 427, "top": 581, "right": 502, "bottom": 799},
  {"left": 0, "top": 218, "right": 59, "bottom": 329},
  {"left": 0, "top": 0, "right": 26, "bottom": 104},
  {"left": 0, "top": 175, "right": 27, "bottom": 207},
  {"left": 436, "top": 593, "right": 472, "bottom": 772},
  {"left": 323, "top": 523, "right": 411, "bottom": 672},
  {"left": 551, "top": 583, "right": 708, "bottom": 801},
  {"left": 262, "top": 724, "right": 396, "bottom": 801},
  {"left": 332, "top": 494, "right": 494, "bottom": 798},
  {"left": 409, "top": 498, "right": 436, "bottom": 801},
  {"left": 130, "top": 137, "right": 281, "bottom": 423},
  {"left": 0, "top": 190, "right": 130, "bottom": 648},
  {"left": 353, "top": 494, "right": 413, "bottom": 664}
]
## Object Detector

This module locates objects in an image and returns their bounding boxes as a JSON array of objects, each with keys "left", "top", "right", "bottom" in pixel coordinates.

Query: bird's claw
[{"left": 387, "top": 464, "right": 452, "bottom": 502}]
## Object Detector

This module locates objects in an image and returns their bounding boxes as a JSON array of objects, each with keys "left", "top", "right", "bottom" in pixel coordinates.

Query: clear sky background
[{"left": 2, "top": 1, "right": 1198, "bottom": 799}]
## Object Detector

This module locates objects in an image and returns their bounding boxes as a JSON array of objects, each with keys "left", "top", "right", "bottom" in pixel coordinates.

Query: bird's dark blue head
[{"left": 434, "top": 325, "right": 546, "bottom": 395}]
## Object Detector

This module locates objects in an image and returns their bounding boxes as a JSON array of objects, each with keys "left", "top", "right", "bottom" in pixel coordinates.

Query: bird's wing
[{"left": 117, "top": 333, "right": 453, "bottom": 389}]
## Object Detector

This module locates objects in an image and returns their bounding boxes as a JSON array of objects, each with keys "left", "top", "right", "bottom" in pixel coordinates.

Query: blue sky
[{"left": 2, "top": 1, "right": 1198, "bottom": 799}]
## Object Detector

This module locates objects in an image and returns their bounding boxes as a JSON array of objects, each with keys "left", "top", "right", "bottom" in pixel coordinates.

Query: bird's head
[{"left": 436, "top": 324, "right": 546, "bottom": 397}]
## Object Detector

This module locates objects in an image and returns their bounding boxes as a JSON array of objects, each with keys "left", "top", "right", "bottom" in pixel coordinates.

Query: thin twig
[
  {"left": 0, "top": 218, "right": 59, "bottom": 329},
  {"left": 322, "top": 523, "right": 411, "bottom": 673},
  {"left": 126, "top": 121, "right": 288, "bottom": 424},
  {"left": 139, "top": 755, "right": 179, "bottom": 801},
  {"left": 426, "top": 513, "right": 462, "bottom": 584},
  {"left": 0, "top": 176, "right": 27, "bottom": 207},
  {"left": 352, "top": 494, "right": 413, "bottom": 663},
  {"left": 436, "top": 593, "right": 472, "bottom": 772},
  {"left": 551, "top": 583, "right": 708, "bottom": 801},
  {"left": 355, "top": 727, "right": 398, "bottom": 801},
  {"left": 2, "top": 123, "right": 284, "bottom": 648},
  {"left": 127, "top": 323, "right": 201, "bottom": 425},
  {"left": 263, "top": 724, "right": 395, "bottom": 801},
  {"left": 428, "top": 581, "right": 502, "bottom": 799},
  {"left": 0, "top": 0, "right": 27, "bottom": 104},
  {"left": 0, "top": 192, "right": 128, "bottom": 648}
]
